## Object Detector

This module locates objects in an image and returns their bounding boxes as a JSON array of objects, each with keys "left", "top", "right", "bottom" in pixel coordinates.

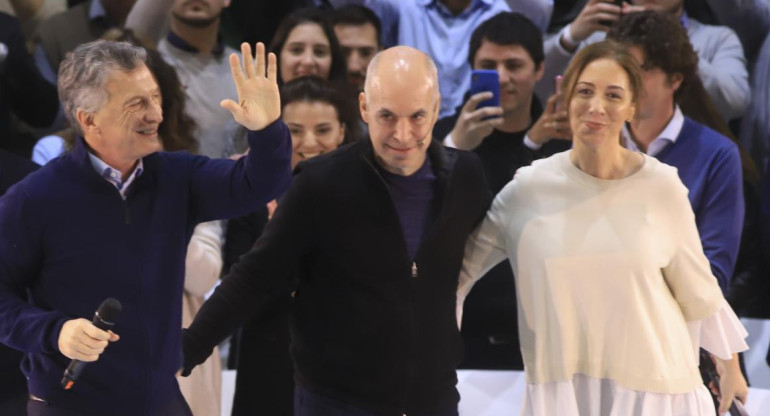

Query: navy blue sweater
[
  {"left": 0, "top": 120, "right": 291, "bottom": 414},
  {"left": 656, "top": 117, "right": 744, "bottom": 290}
]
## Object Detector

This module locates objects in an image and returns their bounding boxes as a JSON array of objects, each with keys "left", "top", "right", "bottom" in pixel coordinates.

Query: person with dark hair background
[
  {"left": 331, "top": 5, "right": 382, "bottom": 91},
  {"left": 220, "top": 9, "right": 358, "bottom": 415},
  {"left": 282, "top": 76, "right": 359, "bottom": 165},
  {"left": 606, "top": 11, "right": 749, "bottom": 295},
  {"left": 607, "top": 13, "right": 761, "bottom": 408},
  {"left": 223, "top": 11, "right": 356, "bottom": 414},
  {"left": 432, "top": 11, "right": 571, "bottom": 371},
  {"left": 228, "top": 76, "right": 358, "bottom": 416},
  {"left": 539, "top": 0, "right": 750, "bottom": 122},
  {"left": 340, "top": 0, "right": 552, "bottom": 118},
  {"left": 268, "top": 7, "right": 347, "bottom": 86},
  {"left": 259, "top": 7, "right": 360, "bottom": 143}
]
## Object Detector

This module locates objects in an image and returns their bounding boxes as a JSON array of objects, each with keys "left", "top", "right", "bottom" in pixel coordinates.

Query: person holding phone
[
  {"left": 432, "top": 12, "right": 572, "bottom": 371},
  {"left": 538, "top": 0, "right": 750, "bottom": 121},
  {"left": 436, "top": 12, "right": 572, "bottom": 192},
  {"left": 458, "top": 40, "right": 749, "bottom": 416},
  {"left": 342, "top": 0, "right": 551, "bottom": 118}
]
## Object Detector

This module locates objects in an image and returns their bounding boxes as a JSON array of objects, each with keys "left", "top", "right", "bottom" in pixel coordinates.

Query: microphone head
[{"left": 96, "top": 298, "right": 122, "bottom": 324}]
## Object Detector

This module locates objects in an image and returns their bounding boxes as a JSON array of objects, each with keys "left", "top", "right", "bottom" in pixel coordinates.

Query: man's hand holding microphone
[{"left": 59, "top": 298, "right": 121, "bottom": 390}]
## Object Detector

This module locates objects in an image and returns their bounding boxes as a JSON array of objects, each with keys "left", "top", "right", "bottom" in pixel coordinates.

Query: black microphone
[{"left": 61, "top": 298, "right": 122, "bottom": 390}]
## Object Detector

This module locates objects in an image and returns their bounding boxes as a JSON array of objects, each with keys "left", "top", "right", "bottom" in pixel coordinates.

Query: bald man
[{"left": 182, "top": 46, "right": 491, "bottom": 415}]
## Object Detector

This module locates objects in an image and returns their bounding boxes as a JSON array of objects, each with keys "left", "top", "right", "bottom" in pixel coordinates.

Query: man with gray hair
[
  {"left": 181, "top": 46, "right": 491, "bottom": 415},
  {"left": 0, "top": 40, "right": 291, "bottom": 415}
]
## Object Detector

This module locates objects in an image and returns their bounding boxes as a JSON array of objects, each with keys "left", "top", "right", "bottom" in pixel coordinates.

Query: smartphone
[
  {"left": 554, "top": 74, "right": 564, "bottom": 111},
  {"left": 470, "top": 69, "right": 500, "bottom": 110},
  {"left": 599, "top": 0, "right": 624, "bottom": 27}
]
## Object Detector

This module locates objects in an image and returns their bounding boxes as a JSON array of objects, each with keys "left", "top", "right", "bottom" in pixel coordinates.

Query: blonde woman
[{"left": 457, "top": 40, "right": 749, "bottom": 415}]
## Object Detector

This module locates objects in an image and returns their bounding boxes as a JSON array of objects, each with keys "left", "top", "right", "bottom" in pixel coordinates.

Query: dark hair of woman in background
[
  {"left": 281, "top": 75, "right": 360, "bottom": 164},
  {"left": 268, "top": 8, "right": 348, "bottom": 84}
]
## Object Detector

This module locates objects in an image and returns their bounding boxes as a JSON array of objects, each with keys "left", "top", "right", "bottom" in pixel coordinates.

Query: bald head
[
  {"left": 359, "top": 46, "right": 441, "bottom": 176},
  {"left": 364, "top": 46, "right": 439, "bottom": 104}
]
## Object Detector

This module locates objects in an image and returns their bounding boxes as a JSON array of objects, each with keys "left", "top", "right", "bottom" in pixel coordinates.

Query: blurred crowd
[{"left": 0, "top": 0, "right": 769, "bottom": 415}]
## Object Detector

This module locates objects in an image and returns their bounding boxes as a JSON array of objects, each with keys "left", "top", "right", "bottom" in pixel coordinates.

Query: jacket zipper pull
[{"left": 411, "top": 262, "right": 418, "bottom": 278}]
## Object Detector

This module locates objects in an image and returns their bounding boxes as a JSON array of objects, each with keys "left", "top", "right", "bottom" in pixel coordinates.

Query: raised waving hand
[{"left": 221, "top": 42, "right": 280, "bottom": 131}]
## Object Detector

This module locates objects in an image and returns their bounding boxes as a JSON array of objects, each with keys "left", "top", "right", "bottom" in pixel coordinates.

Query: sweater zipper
[{"left": 361, "top": 154, "right": 419, "bottom": 411}]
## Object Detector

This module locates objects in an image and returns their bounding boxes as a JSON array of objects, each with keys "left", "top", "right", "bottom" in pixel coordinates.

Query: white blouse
[
  {"left": 521, "top": 300, "right": 747, "bottom": 415},
  {"left": 457, "top": 151, "right": 749, "bottom": 415}
]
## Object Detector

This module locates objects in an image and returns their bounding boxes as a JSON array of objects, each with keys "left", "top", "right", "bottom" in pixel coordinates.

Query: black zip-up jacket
[{"left": 183, "top": 138, "right": 491, "bottom": 415}]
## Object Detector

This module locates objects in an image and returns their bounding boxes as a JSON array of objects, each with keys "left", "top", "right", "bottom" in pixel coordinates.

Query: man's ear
[
  {"left": 223, "top": 0, "right": 232, "bottom": 8},
  {"left": 359, "top": 92, "right": 369, "bottom": 124},
  {"left": 668, "top": 72, "right": 684, "bottom": 92},
  {"left": 534, "top": 61, "right": 545, "bottom": 82},
  {"left": 76, "top": 109, "right": 97, "bottom": 135},
  {"left": 426, "top": 91, "right": 441, "bottom": 128},
  {"left": 337, "top": 123, "right": 346, "bottom": 145}
]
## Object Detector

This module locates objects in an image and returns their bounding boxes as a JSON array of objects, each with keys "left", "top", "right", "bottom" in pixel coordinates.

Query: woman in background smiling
[
  {"left": 269, "top": 7, "right": 347, "bottom": 85},
  {"left": 228, "top": 75, "right": 358, "bottom": 416}
]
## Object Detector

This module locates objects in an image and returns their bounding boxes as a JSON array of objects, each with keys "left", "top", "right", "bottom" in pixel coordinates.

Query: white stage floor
[
  {"left": 220, "top": 370, "right": 770, "bottom": 415},
  {"left": 219, "top": 317, "right": 770, "bottom": 415}
]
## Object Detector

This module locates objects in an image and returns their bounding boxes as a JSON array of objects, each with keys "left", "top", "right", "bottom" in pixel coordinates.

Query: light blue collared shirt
[
  {"left": 396, "top": 0, "right": 511, "bottom": 117},
  {"left": 88, "top": 152, "right": 144, "bottom": 199},
  {"left": 88, "top": 0, "right": 107, "bottom": 20},
  {"left": 622, "top": 105, "right": 685, "bottom": 157},
  {"left": 347, "top": 0, "right": 550, "bottom": 117}
]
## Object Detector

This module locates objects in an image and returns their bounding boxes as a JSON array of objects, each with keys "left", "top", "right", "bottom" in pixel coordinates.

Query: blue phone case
[{"left": 470, "top": 70, "right": 500, "bottom": 109}]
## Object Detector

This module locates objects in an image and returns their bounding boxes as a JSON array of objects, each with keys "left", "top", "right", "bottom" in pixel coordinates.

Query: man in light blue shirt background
[{"left": 335, "top": 0, "right": 552, "bottom": 117}]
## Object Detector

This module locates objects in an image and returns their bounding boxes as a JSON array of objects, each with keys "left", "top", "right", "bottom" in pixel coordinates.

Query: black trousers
[
  {"left": 27, "top": 395, "right": 192, "bottom": 416},
  {"left": 231, "top": 297, "right": 294, "bottom": 416},
  {"left": 0, "top": 394, "right": 26, "bottom": 416},
  {"left": 294, "top": 385, "right": 459, "bottom": 416}
]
